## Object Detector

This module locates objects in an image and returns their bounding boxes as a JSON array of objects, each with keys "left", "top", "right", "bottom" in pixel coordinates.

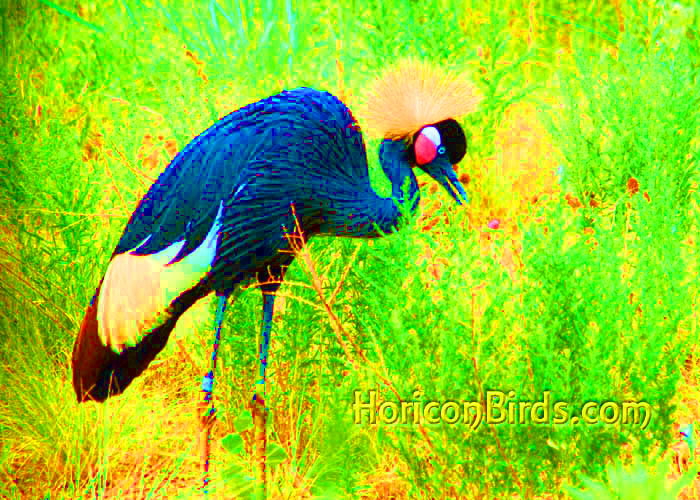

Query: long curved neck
[
  {"left": 338, "top": 139, "right": 421, "bottom": 239},
  {"left": 380, "top": 139, "right": 420, "bottom": 210},
  {"left": 315, "top": 139, "right": 421, "bottom": 239}
]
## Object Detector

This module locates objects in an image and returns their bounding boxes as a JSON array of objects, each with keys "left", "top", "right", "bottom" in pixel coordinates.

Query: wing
[
  {"left": 71, "top": 109, "right": 272, "bottom": 402},
  {"left": 113, "top": 86, "right": 364, "bottom": 261},
  {"left": 208, "top": 176, "right": 296, "bottom": 291},
  {"left": 72, "top": 86, "right": 374, "bottom": 401},
  {"left": 113, "top": 116, "right": 267, "bottom": 262}
]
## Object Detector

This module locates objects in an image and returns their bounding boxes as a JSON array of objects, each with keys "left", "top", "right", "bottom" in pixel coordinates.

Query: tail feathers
[
  {"left": 72, "top": 280, "right": 115, "bottom": 402},
  {"left": 72, "top": 279, "right": 211, "bottom": 403}
]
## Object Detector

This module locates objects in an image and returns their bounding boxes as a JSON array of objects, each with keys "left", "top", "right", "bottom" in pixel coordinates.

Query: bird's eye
[{"left": 437, "top": 146, "right": 446, "bottom": 155}]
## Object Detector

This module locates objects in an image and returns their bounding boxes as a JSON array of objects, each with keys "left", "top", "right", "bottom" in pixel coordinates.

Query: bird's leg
[
  {"left": 255, "top": 283, "right": 278, "bottom": 407},
  {"left": 252, "top": 281, "right": 280, "bottom": 500},
  {"left": 198, "top": 293, "right": 228, "bottom": 499}
]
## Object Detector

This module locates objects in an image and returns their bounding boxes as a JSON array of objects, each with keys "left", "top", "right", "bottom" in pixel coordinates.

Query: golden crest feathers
[{"left": 362, "top": 58, "right": 483, "bottom": 140}]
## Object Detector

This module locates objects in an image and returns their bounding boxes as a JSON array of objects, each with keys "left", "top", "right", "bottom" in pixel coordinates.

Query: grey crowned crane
[{"left": 71, "top": 59, "right": 482, "bottom": 496}]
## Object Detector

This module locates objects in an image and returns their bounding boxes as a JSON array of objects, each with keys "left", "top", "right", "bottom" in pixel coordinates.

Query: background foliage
[{"left": 0, "top": 0, "right": 699, "bottom": 498}]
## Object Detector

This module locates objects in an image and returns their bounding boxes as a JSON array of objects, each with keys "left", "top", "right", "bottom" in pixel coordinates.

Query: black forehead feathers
[{"left": 435, "top": 118, "right": 467, "bottom": 164}]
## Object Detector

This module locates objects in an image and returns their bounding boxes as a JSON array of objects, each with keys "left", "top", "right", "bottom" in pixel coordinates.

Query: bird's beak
[{"left": 420, "top": 156, "right": 469, "bottom": 205}]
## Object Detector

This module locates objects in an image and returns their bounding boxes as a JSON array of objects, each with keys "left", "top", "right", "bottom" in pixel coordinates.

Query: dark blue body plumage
[
  {"left": 70, "top": 66, "right": 477, "bottom": 497},
  {"left": 116, "top": 88, "right": 395, "bottom": 294},
  {"left": 72, "top": 85, "right": 468, "bottom": 406}
]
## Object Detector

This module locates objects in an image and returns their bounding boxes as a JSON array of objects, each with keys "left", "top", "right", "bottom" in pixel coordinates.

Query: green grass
[{"left": 0, "top": 0, "right": 699, "bottom": 498}]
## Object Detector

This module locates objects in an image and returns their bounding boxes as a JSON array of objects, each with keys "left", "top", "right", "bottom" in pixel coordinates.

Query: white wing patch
[
  {"left": 232, "top": 182, "right": 247, "bottom": 199},
  {"left": 97, "top": 202, "right": 225, "bottom": 353}
]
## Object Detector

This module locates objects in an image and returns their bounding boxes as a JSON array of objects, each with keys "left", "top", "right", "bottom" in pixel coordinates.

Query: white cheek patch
[{"left": 421, "top": 126, "right": 441, "bottom": 147}]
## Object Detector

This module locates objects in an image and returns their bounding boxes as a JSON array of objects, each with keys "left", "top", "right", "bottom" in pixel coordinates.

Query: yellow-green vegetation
[{"left": 0, "top": 0, "right": 699, "bottom": 498}]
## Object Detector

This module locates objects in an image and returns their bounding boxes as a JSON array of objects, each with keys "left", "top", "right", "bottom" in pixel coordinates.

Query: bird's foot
[{"left": 198, "top": 393, "right": 217, "bottom": 429}]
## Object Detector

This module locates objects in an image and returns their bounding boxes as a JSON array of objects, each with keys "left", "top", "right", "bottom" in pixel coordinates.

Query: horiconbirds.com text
[{"left": 352, "top": 390, "right": 651, "bottom": 430}]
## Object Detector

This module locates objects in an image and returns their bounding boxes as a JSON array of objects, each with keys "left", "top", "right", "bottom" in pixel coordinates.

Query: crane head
[
  {"left": 362, "top": 58, "right": 481, "bottom": 206},
  {"left": 410, "top": 118, "right": 469, "bottom": 205}
]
